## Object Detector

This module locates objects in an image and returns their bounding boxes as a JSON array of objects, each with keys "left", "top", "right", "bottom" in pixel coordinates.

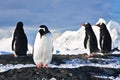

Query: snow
[
  {"left": 41, "top": 77, "right": 57, "bottom": 80},
  {"left": 1, "top": 18, "right": 120, "bottom": 79},
  {"left": 1, "top": 18, "right": 120, "bottom": 54},
  {"left": 107, "top": 20, "right": 120, "bottom": 49},
  {"left": 49, "top": 57, "right": 120, "bottom": 69},
  {"left": 54, "top": 18, "right": 120, "bottom": 54},
  {"left": 95, "top": 75, "right": 120, "bottom": 80},
  {"left": 53, "top": 27, "right": 85, "bottom": 50},
  {"left": 0, "top": 57, "right": 120, "bottom": 79},
  {"left": 95, "top": 75, "right": 114, "bottom": 80},
  {"left": 2, "top": 54, "right": 120, "bottom": 70},
  {"left": 0, "top": 38, "right": 12, "bottom": 53},
  {"left": 0, "top": 64, "right": 35, "bottom": 73},
  {"left": 96, "top": 18, "right": 107, "bottom": 25},
  {"left": 115, "top": 75, "right": 120, "bottom": 80}
]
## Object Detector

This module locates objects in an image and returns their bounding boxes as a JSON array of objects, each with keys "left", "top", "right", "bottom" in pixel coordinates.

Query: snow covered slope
[
  {"left": 0, "top": 18, "right": 120, "bottom": 54},
  {"left": 54, "top": 18, "right": 120, "bottom": 53},
  {"left": 54, "top": 27, "right": 85, "bottom": 50},
  {"left": 107, "top": 20, "right": 120, "bottom": 49}
]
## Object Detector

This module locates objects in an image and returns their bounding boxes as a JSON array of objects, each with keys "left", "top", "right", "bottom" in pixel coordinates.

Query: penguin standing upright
[
  {"left": 33, "top": 25, "right": 53, "bottom": 68},
  {"left": 96, "top": 22, "right": 112, "bottom": 53},
  {"left": 12, "top": 21, "right": 28, "bottom": 57},
  {"left": 82, "top": 23, "right": 99, "bottom": 57}
]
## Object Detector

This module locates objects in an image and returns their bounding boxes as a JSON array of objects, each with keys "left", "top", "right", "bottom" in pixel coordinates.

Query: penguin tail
[{"left": 111, "top": 47, "right": 120, "bottom": 52}]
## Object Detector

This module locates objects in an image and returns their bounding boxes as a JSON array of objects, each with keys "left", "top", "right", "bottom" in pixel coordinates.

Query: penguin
[
  {"left": 95, "top": 22, "right": 112, "bottom": 53},
  {"left": 33, "top": 25, "right": 53, "bottom": 68},
  {"left": 82, "top": 23, "right": 99, "bottom": 57},
  {"left": 12, "top": 21, "right": 28, "bottom": 57}
]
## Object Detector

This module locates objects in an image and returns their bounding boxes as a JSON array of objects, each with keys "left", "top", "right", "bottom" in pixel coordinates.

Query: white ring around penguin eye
[
  {"left": 39, "top": 27, "right": 45, "bottom": 32},
  {"left": 100, "top": 22, "right": 102, "bottom": 25}
]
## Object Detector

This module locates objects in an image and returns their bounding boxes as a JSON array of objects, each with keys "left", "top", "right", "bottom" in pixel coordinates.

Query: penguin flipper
[
  {"left": 100, "top": 35, "right": 103, "bottom": 49},
  {"left": 84, "top": 33, "right": 88, "bottom": 49},
  {"left": 12, "top": 32, "right": 16, "bottom": 51}
]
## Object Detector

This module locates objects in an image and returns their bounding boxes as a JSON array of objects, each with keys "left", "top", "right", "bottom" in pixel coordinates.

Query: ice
[
  {"left": 0, "top": 64, "right": 36, "bottom": 73},
  {"left": 0, "top": 56, "right": 120, "bottom": 79},
  {"left": 115, "top": 75, "right": 120, "bottom": 80},
  {"left": 0, "top": 18, "right": 120, "bottom": 54},
  {"left": 0, "top": 56, "right": 120, "bottom": 73},
  {"left": 54, "top": 18, "right": 120, "bottom": 54},
  {"left": 95, "top": 18, "right": 107, "bottom": 25},
  {"left": 1, "top": 18, "right": 120, "bottom": 79},
  {"left": 54, "top": 26, "right": 85, "bottom": 51}
]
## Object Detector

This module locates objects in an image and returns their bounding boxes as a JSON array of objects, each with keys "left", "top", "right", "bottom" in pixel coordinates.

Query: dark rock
[{"left": 0, "top": 54, "right": 120, "bottom": 80}]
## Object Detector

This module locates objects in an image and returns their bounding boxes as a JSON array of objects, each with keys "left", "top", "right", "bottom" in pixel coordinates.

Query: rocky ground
[{"left": 0, "top": 54, "right": 120, "bottom": 80}]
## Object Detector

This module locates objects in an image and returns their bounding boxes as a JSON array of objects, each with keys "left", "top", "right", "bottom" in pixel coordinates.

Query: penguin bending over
[
  {"left": 12, "top": 21, "right": 28, "bottom": 57},
  {"left": 82, "top": 23, "right": 99, "bottom": 57},
  {"left": 96, "top": 22, "right": 112, "bottom": 53},
  {"left": 33, "top": 25, "right": 53, "bottom": 68}
]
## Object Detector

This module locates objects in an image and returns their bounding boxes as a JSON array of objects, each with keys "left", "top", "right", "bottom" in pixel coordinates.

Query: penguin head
[
  {"left": 16, "top": 21, "right": 23, "bottom": 29},
  {"left": 39, "top": 29, "right": 44, "bottom": 38},
  {"left": 16, "top": 21, "right": 24, "bottom": 33},
  {"left": 82, "top": 23, "right": 92, "bottom": 29},
  {"left": 39, "top": 25, "right": 50, "bottom": 38},
  {"left": 96, "top": 23, "right": 107, "bottom": 29}
]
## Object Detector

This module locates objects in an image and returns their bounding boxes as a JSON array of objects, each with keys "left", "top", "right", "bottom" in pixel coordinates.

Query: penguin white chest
[
  {"left": 86, "top": 36, "right": 90, "bottom": 55},
  {"left": 33, "top": 33, "right": 53, "bottom": 65}
]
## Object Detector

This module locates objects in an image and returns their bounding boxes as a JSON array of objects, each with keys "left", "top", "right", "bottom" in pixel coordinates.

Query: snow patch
[
  {"left": 96, "top": 18, "right": 107, "bottom": 25},
  {"left": 0, "top": 64, "right": 35, "bottom": 73},
  {"left": 54, "top": 18, "right": 120, "bottom": 54}
]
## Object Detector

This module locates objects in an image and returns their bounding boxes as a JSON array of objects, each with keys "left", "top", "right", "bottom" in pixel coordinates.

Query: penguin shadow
[{"left": 83, "top": 48, "right": 120, "bottom": 58}]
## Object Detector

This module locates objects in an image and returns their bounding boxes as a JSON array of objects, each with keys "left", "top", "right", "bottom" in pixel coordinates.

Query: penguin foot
[
  {"left": 36, "top": 64, "right": 49, "bottom": 68},
  {"left": 43, "top": 64, "right": 48, "bottom": 68},
  {"left": 13, "top": 54, "right": 18, "bottom": 58},
  {"left": 36, "top": 64, "right": 43, "bottom": 68},
  {"left": 84, "top": 54, "right": 93, "bottom": 58}
]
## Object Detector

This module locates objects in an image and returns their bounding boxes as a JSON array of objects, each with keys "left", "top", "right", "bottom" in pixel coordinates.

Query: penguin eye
[{"left": 39, "top": 28, "right": 45, "bottom": 32}]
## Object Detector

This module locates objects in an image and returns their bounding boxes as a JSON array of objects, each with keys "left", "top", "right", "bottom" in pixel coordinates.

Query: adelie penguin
[
  {"left": 12, "top": 21, "right": 28, "bottom": 57},
  {"left": 82, "top": 23, "right": 99, "bottom": 58},
  {"left": 95, "top": 22, "right": 112, "bottom": 53},
  {"left": 33, "top": 25, "right": 53, "bottom": 68}
]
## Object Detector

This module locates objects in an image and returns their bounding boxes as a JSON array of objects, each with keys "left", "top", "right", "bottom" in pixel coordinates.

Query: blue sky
[{"left": 0, "top": 0, "right": 119, "bottom": 30}]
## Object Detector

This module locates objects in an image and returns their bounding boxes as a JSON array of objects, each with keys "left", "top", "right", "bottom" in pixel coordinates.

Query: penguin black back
[
  {"left": 96, "top": 23, "right": 112, "bottom": 53},
  {"left": 12, "top": 21, "right": 28, "bottom": 56},
  {"left": 83, "top": 23, "right": 99, "bottom": 53}
]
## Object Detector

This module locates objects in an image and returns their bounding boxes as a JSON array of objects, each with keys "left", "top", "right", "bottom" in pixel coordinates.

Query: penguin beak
[
  {"left": 80, "top": 24, "right": 85, "bottom": 27},
  {"left": 95, "top": 24, "right": 99, "bottom": 27}
]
